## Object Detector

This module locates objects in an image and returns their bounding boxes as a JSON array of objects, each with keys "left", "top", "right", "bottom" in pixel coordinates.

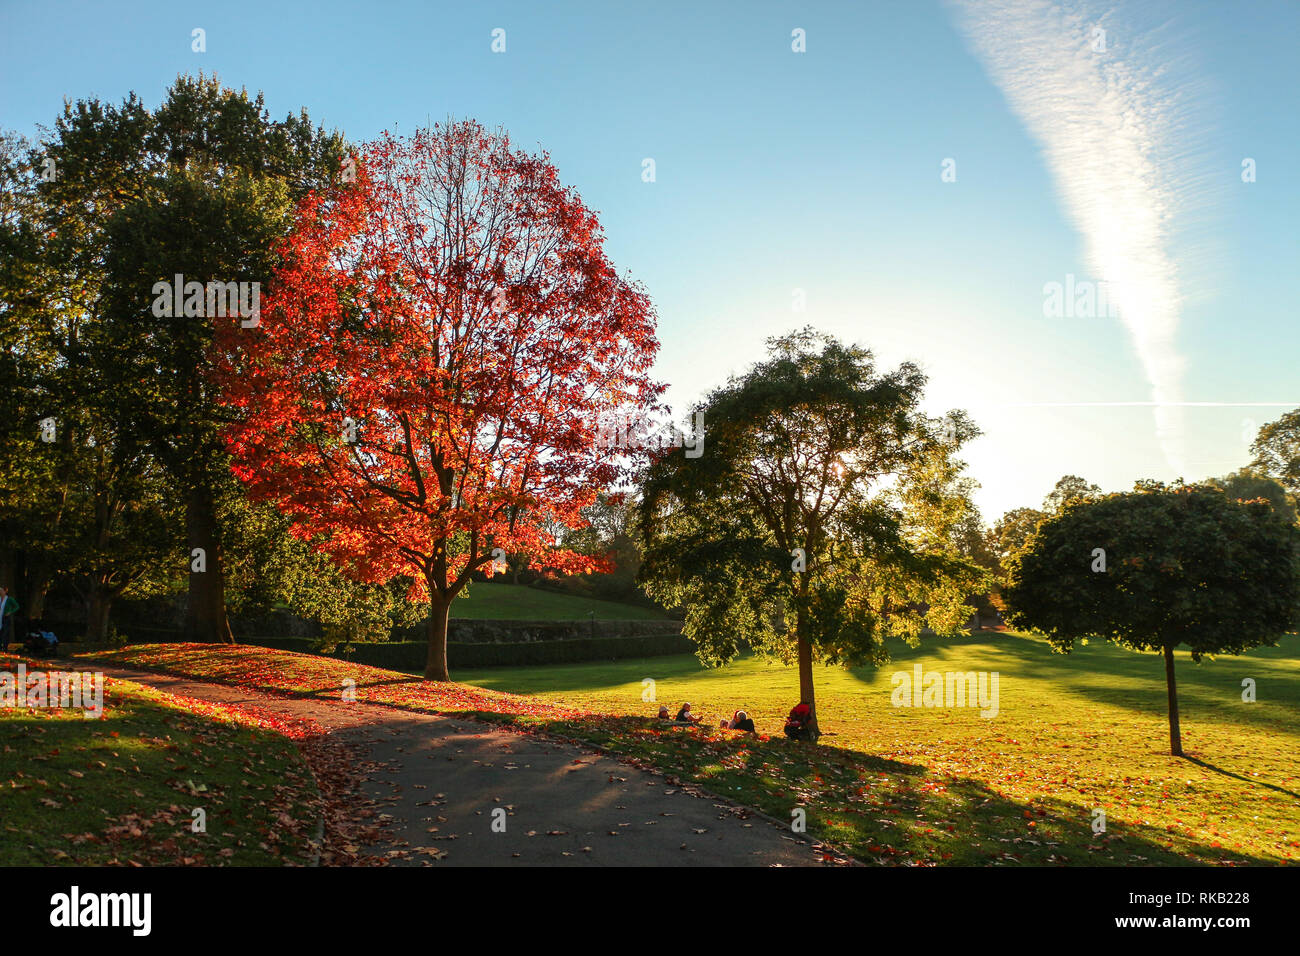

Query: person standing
[{"left": 0, "top": 586, "right": 18, "bottom": 650}]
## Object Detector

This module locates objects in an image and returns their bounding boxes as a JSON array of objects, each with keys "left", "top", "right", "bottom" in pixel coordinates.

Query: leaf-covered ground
[
  {"left": 79, "top": 631, "right": 1300, "bottom": 866},
  {"left": 0, "top": 654, "right": 322, "bottom": 865}
]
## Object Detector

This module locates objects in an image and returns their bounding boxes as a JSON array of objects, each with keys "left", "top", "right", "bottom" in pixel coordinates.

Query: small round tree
[{"left": 1004, "top": 483, "right": 1300, "bottom": 756}]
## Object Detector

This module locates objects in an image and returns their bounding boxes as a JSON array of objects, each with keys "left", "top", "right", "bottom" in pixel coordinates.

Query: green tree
[
  {"left": 1251, "top": 409, "right": 1300, "bottom": 500},
  {"left": 35, "top": 74, "right": 346, "bottom": 641},
  {"left": 1209, "top": 468, "right": 1296, "bottom": 523},
  {"left": 636, "top": 330, "right": 988, "bottom": 735},
  {"left": 217, "top": 490, "right": 425, "bottom": 641},
  {"left": 1, "top": 126, "right": 175, "bottom": 624},
  {"left": 60, "top": 412, "right": 182, "bottom": 638},
  {"left": 1004, "top": 483, "right": 1300, "bottom": 756},
  {"left": 986, "top": 507, "right": 1046, "bottom": 577},
  {"left": 1043, "top": 474, "right": 1101, "bottom": 514},
  {"left": 982, "top": 506, "right": 1045, "bottom": 619},
  {"left": 950, "top": 503, "right": 999, "bottom": 620},
  {"left": 537, "top": 493, "right": 655, "bottom": 605},
  {"left": 0, "top": 127, "right": 86, "bottom": 611}
]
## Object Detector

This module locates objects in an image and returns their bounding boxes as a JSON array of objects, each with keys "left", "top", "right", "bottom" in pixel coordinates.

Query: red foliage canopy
[{"left": 217, "top": 121, "right": 662, "bottom": 608}]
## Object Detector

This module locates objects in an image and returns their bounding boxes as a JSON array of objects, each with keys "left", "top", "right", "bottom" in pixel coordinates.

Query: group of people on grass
[{"left": 657, "top": 700, "right": 815, "bottom": 740}]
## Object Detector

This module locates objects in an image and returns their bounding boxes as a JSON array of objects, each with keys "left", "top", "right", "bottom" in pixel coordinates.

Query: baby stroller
[{"left": 23, "top": 620, "right": 59, "bottom": 659}]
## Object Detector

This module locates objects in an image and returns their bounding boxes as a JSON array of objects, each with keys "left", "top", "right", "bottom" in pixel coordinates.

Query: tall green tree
[
  {"left": 35, "top": 74, "right": 346, "bottom": 641},
  {"left": 0, "top": 126, "right": 92, "bottom": 613},
  {"left": 2, "top": 120, "right": 179, "bottom": 631},
  {"left": 1251, "top": 409, "right": 1300, "bottom": 501},
  {"left": 1005, "top": 483, "right": 1300, "bottom": 756},
  {"left": 636, "top": 330, "right": 988, "bottom": 735},
  {"left": 1, "top": 129, "right": 181, "bottom": 633},
  {"left": 12, "top": 95, "right": 158, "bottom": 621}
]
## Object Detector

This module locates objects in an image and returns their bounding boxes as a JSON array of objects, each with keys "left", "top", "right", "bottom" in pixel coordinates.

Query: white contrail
[
  {"left": 948, "top": 0, "right": 1214, "bottom": 474},
  {"left": 984, "top": 402, "right": 1299, "bottom": 408}
]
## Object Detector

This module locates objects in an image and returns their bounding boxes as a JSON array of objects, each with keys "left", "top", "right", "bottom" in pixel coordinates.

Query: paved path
[{"left": 70, "top": 662, "right": 828, "bottom": 867}]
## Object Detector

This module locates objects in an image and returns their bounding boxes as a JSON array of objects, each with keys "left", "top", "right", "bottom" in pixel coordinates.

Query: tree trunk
[
  {"left": 25, "top": 567, "right": 50, "bottom": 619},
  {"left": 85, "top": 584, "right": 112, "bottom": 642},
  {"left": 184, "top": 481, "right": 234, "bottom": 644},
  {"left": 1163, "top": 642, "right": 1183, "bottom": 757},
  {"left": 424, "top": 594, "right": 452, "bottom": 681},
  {"left": 0, "top": 546, "right": 13, "bottom": 592},
  {"left": 28, "top": 434, "right": 76, "bottom": 620},
  {"left": 796, "top": 602, "right": 818, "bottom": 738}
]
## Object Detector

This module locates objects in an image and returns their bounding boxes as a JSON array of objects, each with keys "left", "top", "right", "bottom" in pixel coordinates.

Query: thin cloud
[{"left": 948, "top": 0, "right": 1215, "bottom": 473}]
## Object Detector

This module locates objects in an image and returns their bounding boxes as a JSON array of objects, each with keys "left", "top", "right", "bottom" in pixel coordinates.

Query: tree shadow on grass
[
  {"left": 1185, "top": 756, "right": 1300, "bottom": 800},
  {"left": 851, "top": 631, "right": 1300, "bottom": 736},
  {"left": 492, "top": 712, "right": 1284, "bottom": 867},
  {"left": 844, "top": 632, "right": 1300, "bottom": 817}
]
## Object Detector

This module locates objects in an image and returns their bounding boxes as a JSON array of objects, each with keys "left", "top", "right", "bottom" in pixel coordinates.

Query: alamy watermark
[
  {"left": 1, "top": 663, "right": 104, "bottom": 719},
  {"left": 890, "top": 663, "right": 999, "bottom": 718},
  {"left": 150, "top": 273, "right": 260, "bottom": 328},
  {"left": 594, "top": 408, "right": 704, "bottom": 458},
  {"left": 1042, "top": 274, "right": 1118, "bottom": 319},
  {"left": 50, "top": 886, "right": 150, "bottom": 936}
]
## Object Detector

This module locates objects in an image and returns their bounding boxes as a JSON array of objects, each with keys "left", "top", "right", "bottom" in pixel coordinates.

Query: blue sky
[{"left": 2, "top": 0, "right": 1297, "bottom": 520}]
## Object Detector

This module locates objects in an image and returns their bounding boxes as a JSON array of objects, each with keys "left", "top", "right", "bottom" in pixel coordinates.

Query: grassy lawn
[
  {"left": 450, "top": 581, "right": 672, "bottom": 620},
  {"left": 0, "top": 655, "right": 321, "bottom": 866},
  {"left": 458, "top": 631, "right": 1300, "bottom": 864},
  {"left": 79, "top": 632, "right": 1300, "bottom": 866}
]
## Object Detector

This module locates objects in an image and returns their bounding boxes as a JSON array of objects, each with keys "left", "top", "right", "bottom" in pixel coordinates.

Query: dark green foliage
[
  {"left": 0, "top": 75, "right": 350, "bottom": 639},
  {"left": 1006, "top": 483, "right": 1300, "bottom": 659},
  {"left": 1211, "top": 467, "right": 1296, "bottom": 524},
  {"left": 1005, "top": 482, "right": 1300, "bottom": 755}
]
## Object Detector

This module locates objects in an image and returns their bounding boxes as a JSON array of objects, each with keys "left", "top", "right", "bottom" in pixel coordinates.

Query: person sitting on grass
[
  {"left": 783, "top": 701, "right": 814, "bottom": 740},
  {"left": 730, "top": 710, "right": 756, "bottom": 733},
  {"left": 674, "top": 703, "right": 700, "bottom": 724},
  {"left": 658, "top": 704, "right": 670, "bottom": 720}
]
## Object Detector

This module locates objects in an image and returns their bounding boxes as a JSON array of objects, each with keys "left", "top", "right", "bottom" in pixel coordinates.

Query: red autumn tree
[{"left": 216, "top": 121, "right": 662, "bottom": 679}]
